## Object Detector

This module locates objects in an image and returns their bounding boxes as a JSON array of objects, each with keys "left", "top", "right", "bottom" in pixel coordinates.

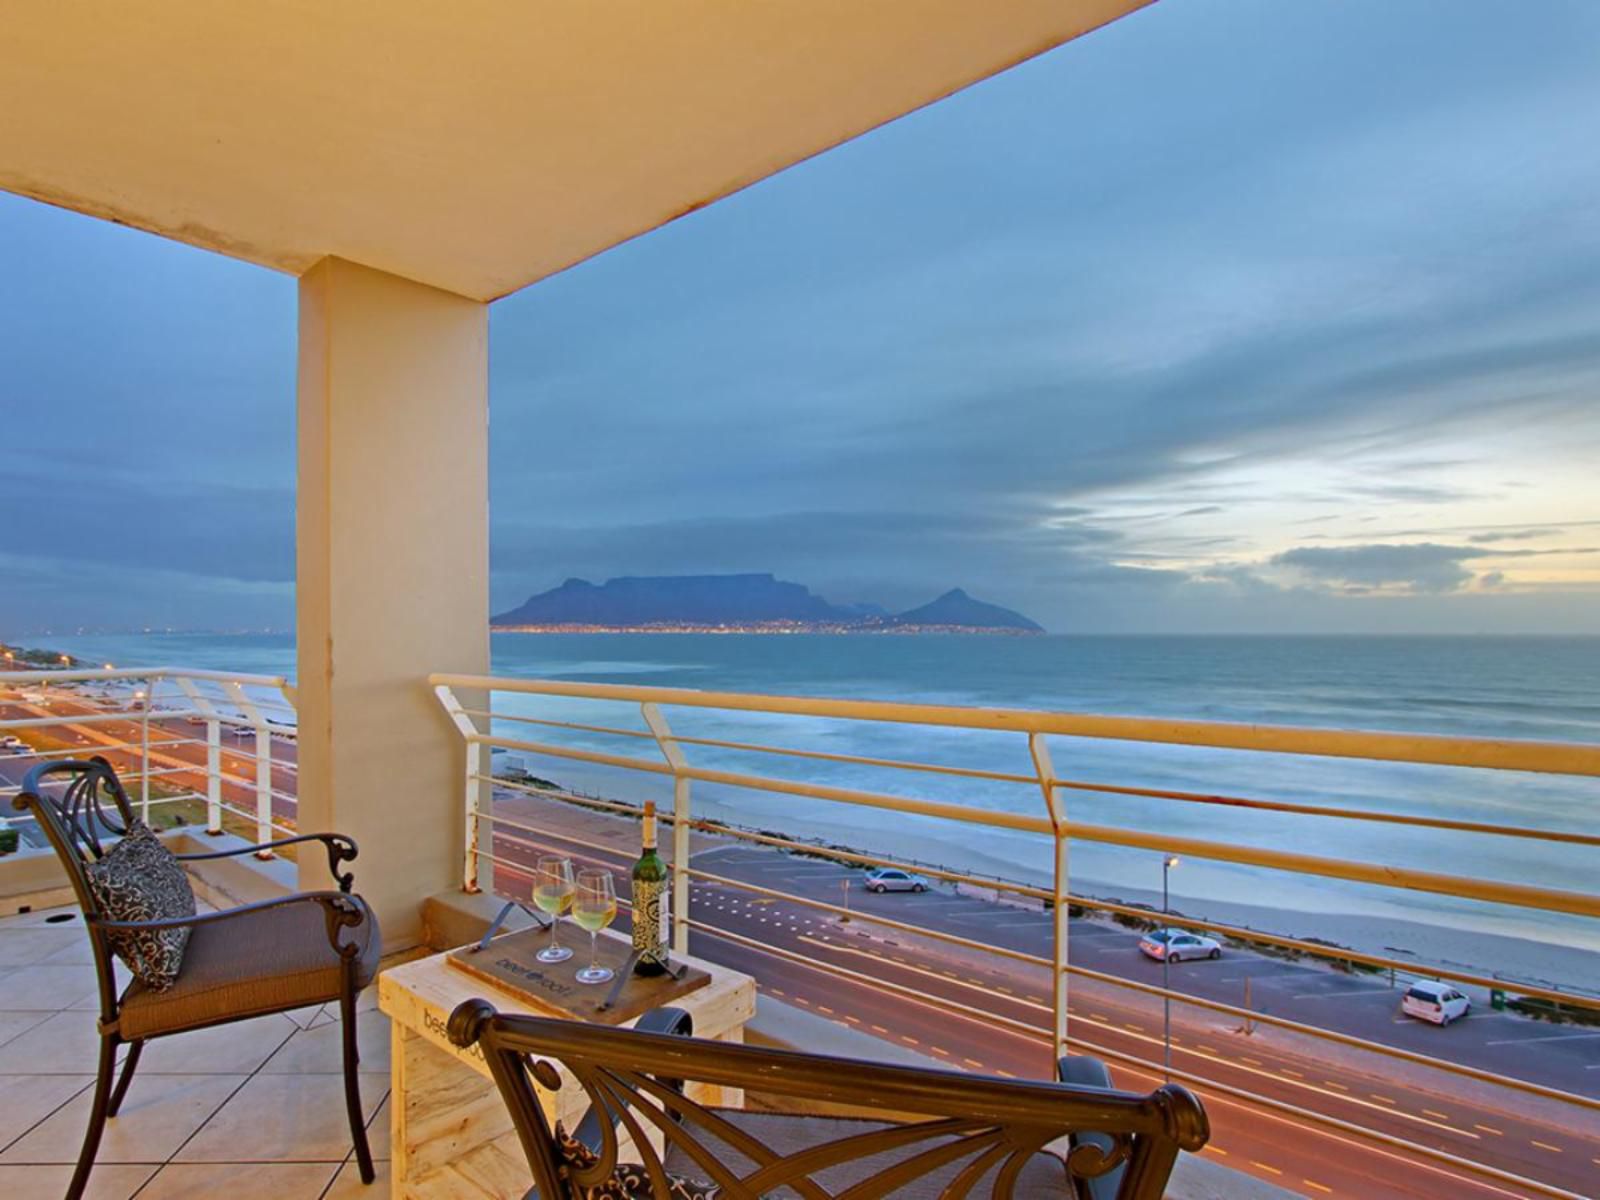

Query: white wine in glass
[
  {"left": 533, "top": 856, "right": 575, "bottom": 964},
  {"left": 572, "top": 869, "right": 618, "bottom": 985}
]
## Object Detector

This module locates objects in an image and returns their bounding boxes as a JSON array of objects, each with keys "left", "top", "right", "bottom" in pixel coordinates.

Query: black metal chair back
[
  {"left": 449, "top": 999, "right": 1209, "bottom": 1200},
  {"left": 15, "top": 757, "right": 149, "bottom": 1022}
]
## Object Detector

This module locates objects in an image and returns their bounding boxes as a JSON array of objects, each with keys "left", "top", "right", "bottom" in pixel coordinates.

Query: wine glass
[
  {"left": 532, "top": 856, "right": 575, "bottom": 964},
  {"left": 571, "top": 869, "right": 618, "bottom": 985}
]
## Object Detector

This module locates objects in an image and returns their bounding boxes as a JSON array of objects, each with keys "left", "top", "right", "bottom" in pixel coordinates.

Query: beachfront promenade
[{"left": 4, "top": 676, "right": 1599, "bottom": 1197}]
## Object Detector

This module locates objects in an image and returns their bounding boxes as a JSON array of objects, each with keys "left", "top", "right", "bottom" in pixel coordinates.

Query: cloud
[
  {"left": 1468, "top": 528, "right": 1560, "bottom": 543},
  {"left": 1268, "top": 542, "right": 1585, "bottom": 595}
]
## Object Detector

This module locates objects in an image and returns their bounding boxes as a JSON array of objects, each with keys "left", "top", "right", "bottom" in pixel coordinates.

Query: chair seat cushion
[
  {"left": 119, "top": 893, "right": 380, "bottom": 1039},
  {"left": 662, "top": 1109, "right": 1074, "bottom": 1199},
  {"left": 85, "top": 821, "right": 196, "bottom": 992}
]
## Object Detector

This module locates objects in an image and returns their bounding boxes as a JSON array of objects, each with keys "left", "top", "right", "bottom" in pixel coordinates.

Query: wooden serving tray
[{"left": 446, "top": 926, "right": 709, "bottom": 1025}]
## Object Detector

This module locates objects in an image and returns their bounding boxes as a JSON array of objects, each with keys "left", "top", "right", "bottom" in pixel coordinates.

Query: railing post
[
  {"left": 435, "top": 684, "right": 490, "bottom": 893},
  {"left": 1030, "top": 732, "right": 1068, "bottom": 1060},
  {"left": 138, "top": 676, "right": 153, "bottom": 824},
  {"left": 176, "top": 677, "right": 223, "bottom": 834},
  {"left": 641, "top": 702, "right": 691, "bottom": 957},
  {"left": 224, "top": 681, "right": 274, "bottom": 855}
]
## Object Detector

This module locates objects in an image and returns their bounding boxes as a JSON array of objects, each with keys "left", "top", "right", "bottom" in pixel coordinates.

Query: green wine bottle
[{"left": 631, "top": 801, "right": 670, "bottom": 976}]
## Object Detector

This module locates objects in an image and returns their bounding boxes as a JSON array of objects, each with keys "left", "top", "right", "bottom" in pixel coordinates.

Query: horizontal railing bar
[
  {"left": 1, "top": 666, "right": 290, "bottom": 687},
  {"left": 478, "top": 786, "right": 1600, "bottom": 1011},
  {"left": 475, "top": 732, "right": 1055, "bottom": 834},
  {"left": 478, "top": 730, "right": 1600, "bottom": 919},
  {"left": 1054, "top": 776, "right": 1600, "bottom": 846},
  {"left": 1065, "top": 818, "right": 1600, "bottom": 920},
  {"left": 477, "top": 844, "right": 633, "bottom": 911},
  {"left": 433, "top": 673, "right": 1600, "bottom": 777},
  {"left": 477, "top": 809, "right": 647, "bottom": 862},
  {"left": 462, "top": 706, "right": 655, "bottom": 741},
  {"left": 465, "top": 704, "right": 1040, "bottom": 787},
  {"left": 467, "top": 710, "right": 1596, "bottom": 846}
]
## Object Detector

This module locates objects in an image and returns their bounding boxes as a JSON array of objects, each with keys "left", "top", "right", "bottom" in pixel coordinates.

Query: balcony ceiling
[{"left": 1, "top": 1, "right": 1149, "bottom": 302}]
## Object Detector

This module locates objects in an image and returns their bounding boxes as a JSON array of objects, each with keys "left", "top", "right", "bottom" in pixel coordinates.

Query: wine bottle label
[{"left": 633, "top": 877, "right": 669, "bottom": 962}]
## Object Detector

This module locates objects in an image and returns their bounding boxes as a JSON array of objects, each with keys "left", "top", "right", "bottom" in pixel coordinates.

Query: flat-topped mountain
[{"left": 491, "top": 574, "right": 1042, "bottom": 633}]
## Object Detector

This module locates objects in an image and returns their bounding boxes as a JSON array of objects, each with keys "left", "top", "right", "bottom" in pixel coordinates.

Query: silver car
[{"left": 863, "top": 868, "right": 929, "bottom": 893}]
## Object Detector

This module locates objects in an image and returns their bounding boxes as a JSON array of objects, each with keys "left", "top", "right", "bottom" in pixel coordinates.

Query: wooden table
[{"left": 379, "top": 931, "right": 757, "bottom": 1199}]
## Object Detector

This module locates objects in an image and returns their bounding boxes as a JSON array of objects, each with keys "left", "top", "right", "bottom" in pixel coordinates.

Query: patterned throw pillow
[
  {"left": 555, "top": 1123, "right": 718, "bottom": 1200},
  {"left": 84, "top": 820, "right": 197, "bottom": 991}
]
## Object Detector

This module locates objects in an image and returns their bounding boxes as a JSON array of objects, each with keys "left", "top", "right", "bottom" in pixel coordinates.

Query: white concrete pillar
[{"left": 296, "top": 256, "right": 489, "bottom": 947}]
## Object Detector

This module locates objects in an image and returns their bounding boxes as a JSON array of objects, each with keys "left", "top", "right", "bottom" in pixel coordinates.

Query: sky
[{"left": 3, "top": 0, "right": 1599, "bottom": 636}]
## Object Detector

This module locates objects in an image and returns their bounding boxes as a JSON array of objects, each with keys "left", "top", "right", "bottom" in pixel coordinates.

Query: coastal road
[{"left": 492, "top": 802, "right": 1600, "bottom": 1200}]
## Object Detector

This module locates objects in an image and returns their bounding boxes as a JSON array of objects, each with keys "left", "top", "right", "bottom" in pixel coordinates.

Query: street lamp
[{"left": 1162, "top": 854, "right": 1179, "bottom": 1078}]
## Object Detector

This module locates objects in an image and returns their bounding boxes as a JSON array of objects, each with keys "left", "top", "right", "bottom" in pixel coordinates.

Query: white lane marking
[{"left": 1485, "top": 1031, "right": 1600, "bottom": 1045}]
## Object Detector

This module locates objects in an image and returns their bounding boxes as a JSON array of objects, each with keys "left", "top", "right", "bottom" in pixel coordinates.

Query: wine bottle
[{"left": 631, "top": 801, "right": 670, "bottom": 976}]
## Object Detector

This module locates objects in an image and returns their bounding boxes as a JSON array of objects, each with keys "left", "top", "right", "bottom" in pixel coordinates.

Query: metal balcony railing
[
  {"left": 1, "top": 667, "right": 299, "bottom": 852},
  {"left": 431, "top": 672, "right": 1600, "bottom": 1200}
]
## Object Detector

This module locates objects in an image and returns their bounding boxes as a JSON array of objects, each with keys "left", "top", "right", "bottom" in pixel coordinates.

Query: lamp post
[{"left": 1162, "top": 854, "right": 1179, "bottom": 1078}]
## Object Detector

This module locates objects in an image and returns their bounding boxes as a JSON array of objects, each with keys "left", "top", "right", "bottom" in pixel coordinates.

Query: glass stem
[
  {"left": 549, "top": 915, "right": 560, "bottom": 952},
  {"left": 590, "top": 929, "right": 599, "bottom": 973}
]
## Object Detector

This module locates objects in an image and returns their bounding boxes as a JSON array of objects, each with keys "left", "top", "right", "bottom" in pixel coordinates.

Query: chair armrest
[
  {"left": 572, "top": 1006, "right": 695, "bottom": 1150},
  {"left": 90, "top": 890, "right": 370, "bottom": 961},
  {"left": 176, "top": 833, "right": 359, "bottom": 892},
  {"left": 1057, "top": 1055, "right": 1122, "bottom": 1200}
]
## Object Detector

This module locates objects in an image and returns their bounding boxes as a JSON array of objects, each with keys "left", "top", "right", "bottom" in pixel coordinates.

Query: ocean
[{"left": 42, "top": 632, "right": 1600, "bottom": 985}]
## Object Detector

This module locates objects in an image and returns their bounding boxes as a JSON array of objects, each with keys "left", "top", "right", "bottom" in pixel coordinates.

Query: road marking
[
  {"left": 1250, "top": 1160, "right": 1283, "bottom": 1176},
  {"left": 792, "top": 996, "right": 809, "bottom": 1006},
  {"left": 930, "top": 1046, "right": 950, "bottom": 1056},
  {"left": 816, "top": 1005, "right": 834, "bottom": 1015},
  {"left": 1422, "top": 1109, "right": 1450, "bottom": 1121},
  {"left": 1290, "top": 986, "right": 1389, "bottom": 999},
  {"left": 1239, "top": 1056, "right": 1262, "bottom": 1067},
  {"left": 1302, "top": 1180, "right": 1333, "bottom": 1194},
  {"left": 1324, "top": 1081, "right": 1348, "bottom": 1091},
  {"left": 1473, "top": 1124, "right": 1502, "bottom": 1136},
  {"left": 902, "top": 1036, "right": 920, "bottom": 1046},
  {"left": 870, "top": 1024, "right": 888, "bottom": 1035},
  {"left": 1531, "top": 1141, "right": 1563, "bottom": 1153},
  {"left": 843, "top": 1015, "right": 860, "bottom": 1024},
  {"left": 1370, "top": 1094, "right": 1396, "bottom": 1106},
  {"left": 1196, "top": 1044, "right": 1218, "bottom": 1054},
  {"left": 1281, "top": 1068, "right": 1304, "bottom": 1079},
  {"left": 1485, "top": 1031, "right": 1600, "bottom": 1045},
  {"left": 768, "top": 988, "right": 785, "bottom": 998},
  {"left": 994, "top": 1069, "right": 1015, "bottom": 1078}
]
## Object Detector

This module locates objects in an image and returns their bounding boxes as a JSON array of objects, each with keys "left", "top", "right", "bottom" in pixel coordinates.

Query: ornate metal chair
[
  {"left": 15, "top": 757, "right": 381, "bottom": 1200},
  {"left": 449, "top": 998, "right": 1209, "bottom": 1199}
]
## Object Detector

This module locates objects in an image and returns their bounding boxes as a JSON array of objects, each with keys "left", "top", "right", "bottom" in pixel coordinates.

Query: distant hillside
[
  {"left": 492, "top": 574, "right": 1043, "bottom": 633},
  {"left": 491, "top": 574, "right": 847, "bottom": 627},
  {"left": 889, "top": 588, "right": 1044, "bottom": 633}
]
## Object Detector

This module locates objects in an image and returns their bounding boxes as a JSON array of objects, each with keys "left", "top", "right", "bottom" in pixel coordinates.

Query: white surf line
[{"left": 798, "top": 936, "right": 1480, "bottom": 1142}]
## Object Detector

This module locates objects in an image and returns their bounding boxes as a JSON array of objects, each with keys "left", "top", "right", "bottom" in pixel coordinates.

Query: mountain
[
  {"left": 491, "top": 574, "right": 848, "bottom": 627},
  {"left": 888, "top": 588, "right": 1044, "bottom": 633},
  {"left": 492, "top": 574, "right": 1043, "bottom": 633}
]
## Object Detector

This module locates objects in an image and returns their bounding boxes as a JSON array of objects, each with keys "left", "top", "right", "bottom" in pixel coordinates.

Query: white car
[
  {"left": 1, "top": 736, "right": 25, "bottom": 752},
  {"left": 862, "top": 868, "right": 929, "bottom": 893},
  {"left": 1138, "top": 928, "right": 1222, "bottom": 963},
  {"left": 1401, "top": 980, "right": 1470, "bottom": 1026}
]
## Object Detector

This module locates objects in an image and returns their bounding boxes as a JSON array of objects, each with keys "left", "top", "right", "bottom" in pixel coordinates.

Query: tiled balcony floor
[{"left": 0, "top": 904, "right": 391, "bottom": 1199}]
